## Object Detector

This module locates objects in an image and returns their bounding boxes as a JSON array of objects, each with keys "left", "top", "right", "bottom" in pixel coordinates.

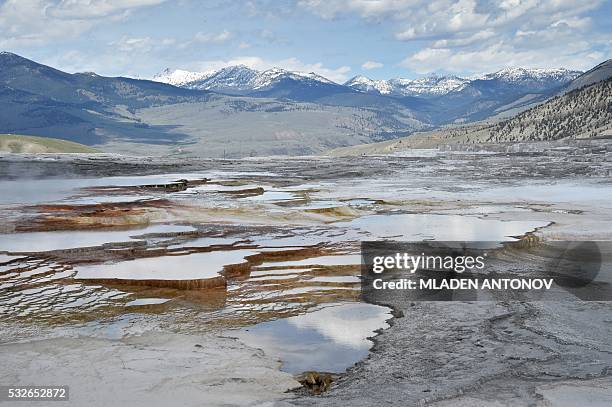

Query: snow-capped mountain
[
  {"left": 153, "top": 65, "right": 336, "bottom": 95},
  {"left": 251, "top": 67, "right": 335, "bottom": 88},
  {"left": 154, "top": 65, "right": 582, "bottom": 100},
  {"left": 345, "top": 68, "right": 581, "bottom": 98},
  {"left": 344, "top": 75, "right": 394, "bottom": 94},
  {"left": 345, "top": 75, "right": 470, "bottom": 97},
  {"left": 391, "top": 76, "right": 469, "bottom": 96},
  {"left": 475, "top": 67, "right": 582, "bottom": 84},
  {"left": 152, "top": 68, "right": 214, "bottom": 87},
  {"left": 466, "top": 68, "right": 583, "bottom": 96},
  {"left": 2, "top": 51, "right": 609, "bottom": 158}
]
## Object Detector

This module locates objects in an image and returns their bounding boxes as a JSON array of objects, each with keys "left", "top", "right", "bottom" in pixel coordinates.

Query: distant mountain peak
[
  {"left": 78, "top": 72, "right": 99, "bottom": 77},
  {"left": 0, "top": 51, "right": 32, "bottom": 62},
  {"left": 343, "top": 67, "right": 583, "bottom": 98},
  {"left": 152, "top": 64, "right": 337, "bottom": 94},
  {"left": 345, "top": 74, "right": 469, "bottom": 97},
  {"left": 151, "top": 60, "right": 586, "bottom": 103},
  {"left": 476, "top": 67, "right": 582, "bottom": 82},
  {"left": 1, "top": 51, "right": 609, "bottom": 158},
  {"left": 152, "top": 68, "right": 214, "bottom": 87},
  {"left": 344, "top": 75, "right": 393, "bottom": 94},
  {"left": 346, "top": 74, "right": 369, "bottom": 81},
  {"left": 216, "top": 64, "right": 255, "bottom": 73}
]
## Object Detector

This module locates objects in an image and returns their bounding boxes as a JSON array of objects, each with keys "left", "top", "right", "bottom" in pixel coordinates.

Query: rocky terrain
[
  {"left": 1, "top": 143, "right": 611, "bottom": 405},
  {"left": 294, "top": 299, "right": 612, "bottom": 406}
]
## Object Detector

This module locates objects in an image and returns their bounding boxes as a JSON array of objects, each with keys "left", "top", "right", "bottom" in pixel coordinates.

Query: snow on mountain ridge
[
  {"left": 194, "top": 65, "right": 260, "bottom": 91},
  {"left": 153, "top": 65, "right": 336, "bottom": 93},
  {"left": 346, "top": 67, "right": 582, "bottom": 97},
  {"left": 153, "top": 65, "right": 583, "bottom": 96},
  {"left": 345, "top": 74, "right": 469, "bottom": 96},
  {"left": 390, "top": 75, "right": 469, "bottom": 96},
  {"left": 474, "top": 67, "right": 582, "bottom": 82},
  {"left": 152, "top": 68, "right": 214, "bottom": 87},
  {"left": 344, "top": 75, "right": 393, "bottom": 94},
  {"left": 251, "top": 68, "right": 334, "bottom": 89}
]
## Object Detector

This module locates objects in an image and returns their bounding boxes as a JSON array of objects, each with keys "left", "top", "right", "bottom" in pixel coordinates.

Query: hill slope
[
  {"left": 487, "top": 76, "right": 611, "bottom": 142},
  {"left": 329, "top": 66, "right": 612, "bottom": 155},
  {"left": 154, "top": 64, "right": 581, "bottom": 126},
  {"left": 0, "top": 52, "right": 604, "bottom": 157},
  {"left": 564, "top": 60, "right": 612, "bottom": 93},
  {"left": 0, "top": 52, "right": 428, "bottom": 156},
  {"left": 0, "top": 134, "right": 100, "bottom": 153}
]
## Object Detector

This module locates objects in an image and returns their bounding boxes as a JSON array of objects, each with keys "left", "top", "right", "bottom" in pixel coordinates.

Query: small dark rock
[{"left": 297, "top": 371, "right": 333, "bottom": 395}]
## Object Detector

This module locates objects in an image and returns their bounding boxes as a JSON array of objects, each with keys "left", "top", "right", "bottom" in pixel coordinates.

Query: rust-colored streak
[
  {"left": 81, "top": 275, "right": 227, "bottom": 290},
  {"left": 17, "top": 199, "right": 179, "bottom": 231}
]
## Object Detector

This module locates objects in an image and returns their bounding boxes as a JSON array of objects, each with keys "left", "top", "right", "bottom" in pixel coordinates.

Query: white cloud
[
  {"left": 259, "top": 29, "right": 276, "bottom": 41},
  {"left": 401, "top": 41, "right": 606, "bottom": 74},
  {"left": 257, "top": 29, "right": 289, "bottom": 45},
  {"left": 301, "top": 0, "right": 602, "bottom": 41},
  {"left": 0, "top": 0, "right": 166, "bottom": 48},
  {"left": 193, "top": 56, "right": 352, "bottom": 83},
  {"left": 288, "top": 303, "right": 389, "bottom": 348},
  {"left": 298, "top": 0, "right": 415, "bottom": 21},
  {"left": 40, "top": 48, "right": 142, "bottom": 76},
  {"left": 550, "top": 17, "right": 591, "bottom": 30},
  {"left": 362, "top": 60, "right": 383, "bottom": 70},
  {"left": 194, "top": 30, "right": 233, "bottom": 44},
  {"left": 110, "top": 36, "right": 175, "bottom": 53},
  {"left": 300, "top": 0, "right": 608, "bottom": 73},
  {"left": 431, "top": 29, "right": 495, "bottom": 48},
  {"left": 174, "top": 29, "right": 235, "bottom": 51},
  {"left": 48, "top": 0, "right": 166, "bottom": 19}
]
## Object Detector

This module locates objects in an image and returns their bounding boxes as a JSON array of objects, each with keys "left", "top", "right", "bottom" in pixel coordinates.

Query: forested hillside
[{"left": 488, "top": 78, "right": 611, "bottom": 142}]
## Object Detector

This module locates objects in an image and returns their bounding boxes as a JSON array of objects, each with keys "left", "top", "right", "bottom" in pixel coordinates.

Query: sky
[{"left": 0, "top": 0, "right": 611, "bottom": 82}]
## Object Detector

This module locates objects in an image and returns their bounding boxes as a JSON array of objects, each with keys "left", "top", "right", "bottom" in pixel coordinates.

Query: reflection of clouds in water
[
  {"left": 265, "top": 254, "right": 361, "bottom": 267},
  {"left": 235, "top": 302, "right": 392, "bottom": 372},
  {"left": 0, "top": 173, "right": 210, "bottom": 205},
  {"left": 76, "top": 249, "right": 256, "bottom": 280},
  {"left": 483, "top": 182, "right": 612, "bottom": 205},
  {"left": 1, "top": 224, "right": 195, "bottom": 252},
  {"left": 340, "top": 214, "right": 547, "bottom": 241},
  {"left": 288, "top": 303, "right": 390, "bottom": 348}
]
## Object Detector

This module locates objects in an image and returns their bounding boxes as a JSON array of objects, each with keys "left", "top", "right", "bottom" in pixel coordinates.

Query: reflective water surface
[
  {"left": 3, "top": 151, "right": 594, "bottom": 376},
  {"left": 234, "top": 302, "right": 391, "bottom": 373}
]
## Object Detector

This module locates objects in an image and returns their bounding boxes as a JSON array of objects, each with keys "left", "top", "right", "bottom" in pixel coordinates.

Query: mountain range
[
  {"left": 154, "top": 65, "right": 581, "bottom": 98},
  {"left": 329, "top": 59, "right": 612, "bottom": 155},
  {"left": 0, "top": 51, "right": 609, "bottom": 157},
  {"left": 344, "top": 75, "right": 469, "bottom": 97},
  {"left": 154, "top": 65, "right": 336, "bottom": 94},
  {"left": 152, "top": 64, "right": 585, "bottom": 124}
]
